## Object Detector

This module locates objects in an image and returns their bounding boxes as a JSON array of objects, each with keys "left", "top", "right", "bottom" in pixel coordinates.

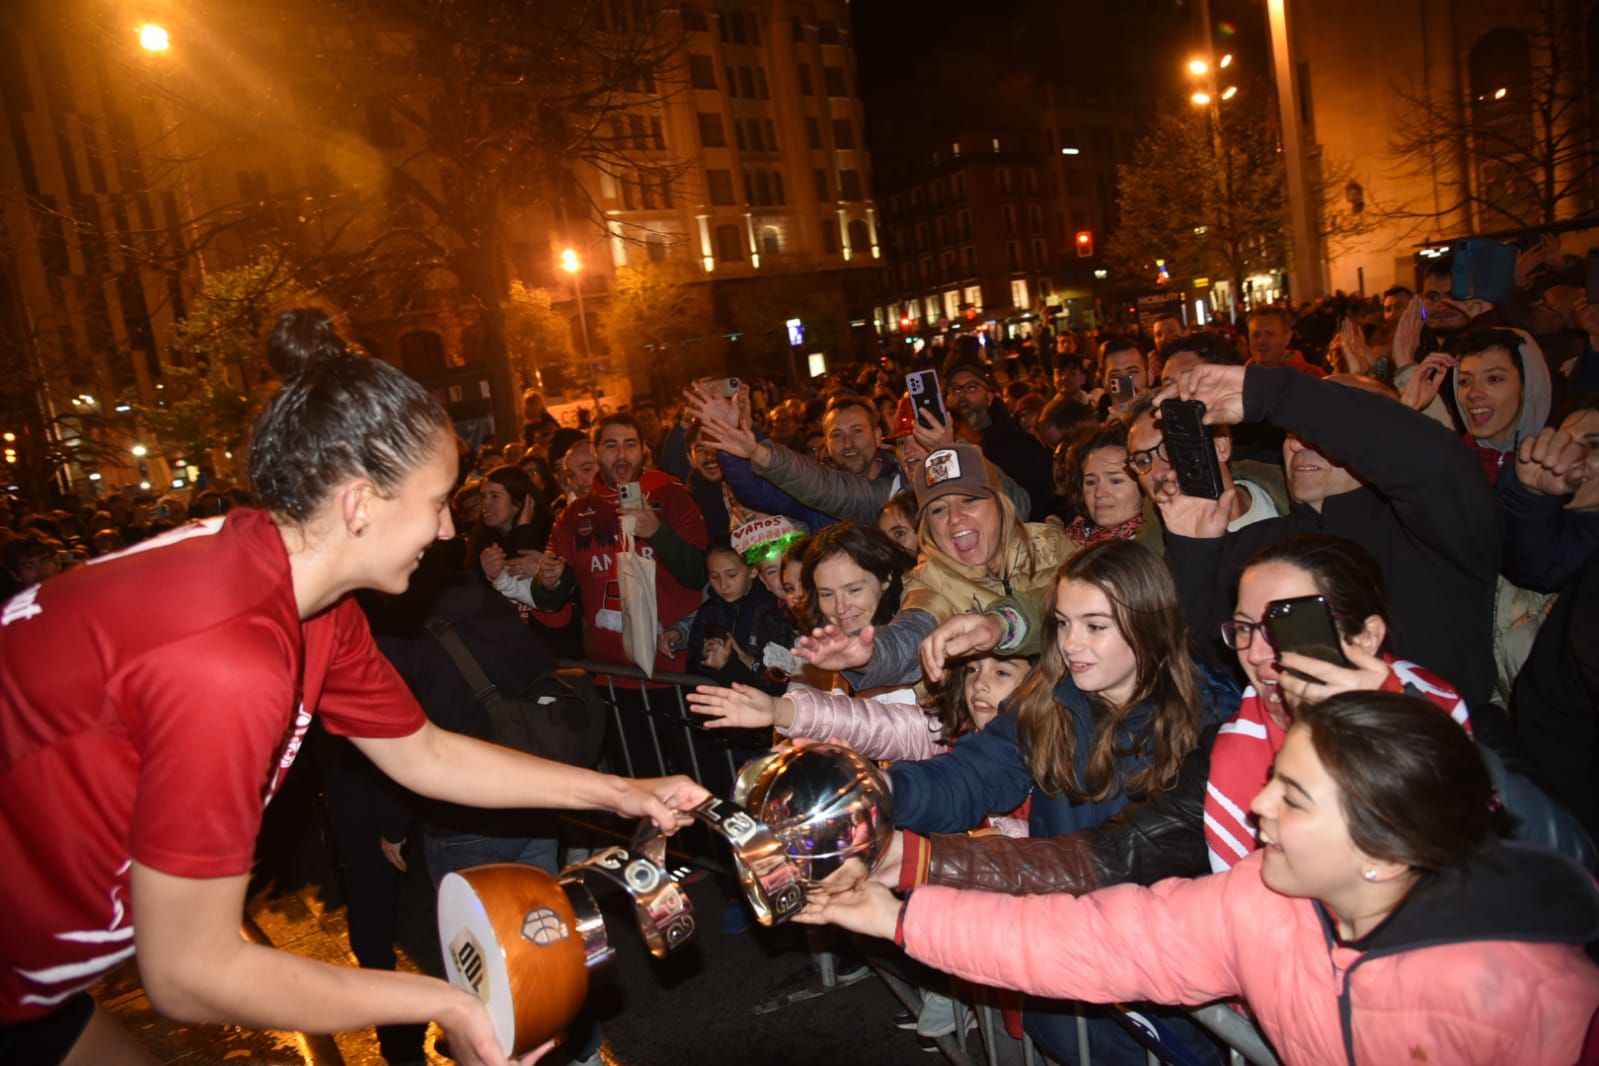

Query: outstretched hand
[
  {"left": 793, "top": 878, "right": 903, "bottom": 940},
  {"left": 686, "top": 683, "right": 787, "bottom": 729},
  {"left": 920, "top": 612, "right": 1003, "bottom": 684},
  {"left": 609, "top": 775, "right": 710, "bottom": 834},
  {"left": 792, "top": 623, "right": 875, "bottom": 672}
]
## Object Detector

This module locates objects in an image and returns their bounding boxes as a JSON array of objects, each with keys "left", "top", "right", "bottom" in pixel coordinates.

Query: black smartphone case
[{"left": 1159, "top": 400, "right": 1225, "bottom": 500}]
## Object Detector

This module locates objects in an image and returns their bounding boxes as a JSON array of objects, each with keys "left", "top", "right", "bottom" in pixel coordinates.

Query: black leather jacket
[{"left": 921, "top": 724, "right": 1220, "bottom": 894}]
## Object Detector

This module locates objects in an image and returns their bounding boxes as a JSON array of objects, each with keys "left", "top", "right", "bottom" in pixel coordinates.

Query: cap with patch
[
  {"left": 913, "top": 444, "right": 996, "bottom": 512},
  {"left": 941, "top": 353, "right": 996, "bottom": 390},
  {"left": 731, "top": 514, "right": 809, "bottom": 565}
]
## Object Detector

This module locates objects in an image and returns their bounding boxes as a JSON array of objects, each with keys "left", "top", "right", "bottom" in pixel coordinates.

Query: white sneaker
[{"left": 916, "top": 992, "right": 958, "bottom": 1039}]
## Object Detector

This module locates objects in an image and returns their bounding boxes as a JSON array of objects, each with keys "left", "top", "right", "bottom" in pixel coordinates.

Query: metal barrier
[
  {"left": 558, "top": 658, "right": 758, "bottom": 869},
  {"left": 559, "top": 659, "right": 1282, "bottom": 1066}
]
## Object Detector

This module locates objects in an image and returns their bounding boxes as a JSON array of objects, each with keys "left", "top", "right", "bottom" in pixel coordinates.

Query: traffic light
[
  {"left": 899, "top": 315, "right": 914, "bottom": 331},
  {"left": 1075, "top": 231, "right": 1094, "bottom": 258}
]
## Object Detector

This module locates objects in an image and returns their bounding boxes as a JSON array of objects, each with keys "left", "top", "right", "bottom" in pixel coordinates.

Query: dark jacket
[
  {"left": 914, "top": 723, "right": 1221, "bottom": 896},
  {"left": 366, "top": 566, "right": 561, "bottom": 836},
  {"left": 685, "top": 580, "right": 787, "bottom": 694},
  {"left": 1498, "top": 459, "right": 1599, "bottom": 594},
  {"left": 685, "top": 471, "right": 732, "bottom": 541},
  {"left": 887, "top": 662, "right": 1238, "bottom": 839},
  {"left": 975, "top": 398, "right": 1054, "bottom": 523},
  {"left": 1513, "top": 549, "right": 1599, "bottom": 841},
  {"left": 1164, "top": 365, "right": 1503, "bottom": 709}
]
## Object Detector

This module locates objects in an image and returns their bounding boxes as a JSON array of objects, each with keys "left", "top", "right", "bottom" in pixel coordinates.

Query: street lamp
[
  {"left": 1185, "top": 54, "right": 1241, "bottom": 323},
  {"left": 137, "top": 23, "right": 170, "bottom": 53},
  {"left": 558, "top": 248, "right": 601, "bottom": 416}
]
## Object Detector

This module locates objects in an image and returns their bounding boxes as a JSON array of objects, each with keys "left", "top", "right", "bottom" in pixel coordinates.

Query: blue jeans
[{"left": 422, "top": 831, "right": 560, "bottom": 885}]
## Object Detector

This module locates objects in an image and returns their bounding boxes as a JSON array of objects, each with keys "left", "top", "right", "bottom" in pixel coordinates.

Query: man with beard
[
  {"left": 712, "top": 394, "right": 897, "bottom": 531},
  {"left": 531, "top": 413, "right": 708, "bottom": 672},
  {"left": 943, "top": 353, "right": 1054, "bottom": 520}
]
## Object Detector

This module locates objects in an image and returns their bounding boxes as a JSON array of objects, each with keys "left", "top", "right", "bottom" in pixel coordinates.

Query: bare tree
[{"left": 1385, "top": 0, "right": 1597, "bottom": 233}]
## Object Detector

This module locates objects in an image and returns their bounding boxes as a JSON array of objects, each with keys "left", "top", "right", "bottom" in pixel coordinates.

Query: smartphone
[
  {"left": 905, "top": 368, "right": 946, "bottom": 428},
  {"left": 1111, "top": 372, "right": 1136, "bottom": 403},
  {"left": 1450, "top": 238, "right": 1517, "bottom": 305},
  {"left": 714, "top": 376, "right": 741, "bottom": 398},
  {"left": 1264, "top": 595, "right": 1350, "bottom": 676},
  {"left": 1158, "top": 399, "right": 1225, "bottom": 500},
  {"left": 617, "top": 481, "right": 643, "bottom": 508},
  {"left": 1587, "top": 249, "right": 1599, "bottom": 305}
]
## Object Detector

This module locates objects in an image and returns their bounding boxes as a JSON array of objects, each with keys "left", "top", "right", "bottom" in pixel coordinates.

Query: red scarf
[
  {"left": 1065, "top": 512, "right": 1142, "bottom": 546},
  {"left": 1202, "top": 656, "right": 1470, "bottom": 872}
]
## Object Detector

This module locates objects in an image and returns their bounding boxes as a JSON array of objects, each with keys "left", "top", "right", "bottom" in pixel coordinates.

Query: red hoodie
[{"left": 537, "top": 469, "right": 707, "bottom": 672}]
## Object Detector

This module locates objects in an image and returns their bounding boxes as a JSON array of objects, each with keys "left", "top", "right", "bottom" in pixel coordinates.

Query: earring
[{"left": 1362, "top": 869, "right": 1378, "bottom": 882}]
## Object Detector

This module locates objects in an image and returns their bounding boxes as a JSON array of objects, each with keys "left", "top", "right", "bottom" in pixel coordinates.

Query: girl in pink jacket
[{"left": 806, "top": 691, "right": 1599, "bottom": 1066}]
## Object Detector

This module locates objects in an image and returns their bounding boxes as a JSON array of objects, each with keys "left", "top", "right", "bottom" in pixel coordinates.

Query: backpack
[{"left": 426, "top": 618, "right": 608, "bottom": 768}]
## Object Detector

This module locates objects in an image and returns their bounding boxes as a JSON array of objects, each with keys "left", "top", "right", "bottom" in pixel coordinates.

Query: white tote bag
[{"left": 616, "top": 514, "right": 659, "bottom": 678}]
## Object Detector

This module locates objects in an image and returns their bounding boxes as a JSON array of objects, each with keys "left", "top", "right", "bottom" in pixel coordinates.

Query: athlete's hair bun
[{"left": 266, "top": 308, "right": 349, "bottom": 380}]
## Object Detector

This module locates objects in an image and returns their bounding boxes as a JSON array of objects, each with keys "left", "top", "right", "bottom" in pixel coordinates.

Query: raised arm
[{"left": 885, "top": 710, "right": 1036, "bottom": 834}]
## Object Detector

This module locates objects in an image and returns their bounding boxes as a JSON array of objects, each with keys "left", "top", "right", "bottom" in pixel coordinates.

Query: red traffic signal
[{"left": 1075, "top": 231, "right": 1094, "bottom": 257}]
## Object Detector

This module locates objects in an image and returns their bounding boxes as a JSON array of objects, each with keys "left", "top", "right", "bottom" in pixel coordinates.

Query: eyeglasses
[
  {"left": 1219, "top": 619, "right": 1266, "bottom": 651},
  {"left": 1125, "top": 441, "right": 1168, "bottom": 476},
  {"left": 946, "top": 380, "right": 988, "bottom": 397}
]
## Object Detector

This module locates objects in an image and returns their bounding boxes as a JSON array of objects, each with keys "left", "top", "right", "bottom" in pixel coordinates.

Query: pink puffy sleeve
[
  {"left": 902, "top": 860, "right": 1259, "bottom": 1007},
  {"left": 780, "top": 688, "right": 944, "bottom": 761}
]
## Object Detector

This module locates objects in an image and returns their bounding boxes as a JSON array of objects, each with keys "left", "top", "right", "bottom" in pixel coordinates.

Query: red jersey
[
  {"left": 0, "top": 509, "right": 425, "bottom": 1021},
  {"left": 536, "top": 470, "right": 707, "bottom": 672}
]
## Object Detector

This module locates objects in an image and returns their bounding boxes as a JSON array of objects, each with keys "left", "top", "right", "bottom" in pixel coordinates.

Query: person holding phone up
[{"left": 1152, "top": 361, "right": 1503, "bottom": 713}]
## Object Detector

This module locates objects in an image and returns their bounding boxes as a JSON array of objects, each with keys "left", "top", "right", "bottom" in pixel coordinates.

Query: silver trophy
[{"left": 734, "top": 742, "right": 895, "bottom": 885}]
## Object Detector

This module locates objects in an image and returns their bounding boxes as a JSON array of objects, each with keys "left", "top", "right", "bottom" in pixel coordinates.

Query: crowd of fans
[{"left": 4, "top": 233, "right": 1599, "bottom": 1066}]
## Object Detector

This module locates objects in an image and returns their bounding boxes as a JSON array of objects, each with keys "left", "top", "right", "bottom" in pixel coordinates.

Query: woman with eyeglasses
[{"left": 856, "top": 535, "right": 1469, "bottom": 899}]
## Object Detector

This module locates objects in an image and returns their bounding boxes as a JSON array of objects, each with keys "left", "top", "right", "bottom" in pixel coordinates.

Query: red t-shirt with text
[{"left": 0, "top": 509, "right": 425, "bottom": 1021}]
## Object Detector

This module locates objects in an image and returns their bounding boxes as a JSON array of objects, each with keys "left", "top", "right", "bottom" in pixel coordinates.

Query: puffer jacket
[
  {"left": 848, "top": 505, "right": 1076, "bottom": 692},
  {"left": 887, "top": 662, "right": 1238, "bottom": 839},
  {"left": 899, "top": 656, "right": 1468, "bottom": 895},
  {"left": 779, "top": 687, "right": 942, "bottom": 762},
  {"left": 755, "top": 439, "right": 1033, "bottom": 525},
  {"left": 902, "top": 844, "right": 1599, "bottom": 1066}
]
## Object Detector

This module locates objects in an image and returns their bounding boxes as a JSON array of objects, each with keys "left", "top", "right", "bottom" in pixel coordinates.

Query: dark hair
[
  {"left": 1455, "top": 328, "right": 1526, "bottom": 383},
  {"left": 798, "top": 522, "right": 915, "bottom": 629},
  {"left": 1418, "top": 254, "right": 1454, "bottom": 288},
  {"left": 823, "top": 393, "right": 877, "bottom": 425},
  {"left": 248, "top": 308, "right": 451, "bottom": 522},
  {"left": 1157, "top": 330, "right": 1241, "bottom": 367},
  {"left": 1247, "top": 305, "right": 1293, "bottom": 330},
  {"left": 591, "top": 411, "right": 643, "bottom": 446},
  {"left": 1297, "top": 691, "right": 1503, "bottom": 872},
  {"left": 706, "top": 535, "right": 745, "bottom": 565},
  {"left": 1382, "top": 285, "right": 1414, "bottom": 300},
  {"left": 1054, "top": 354, "right": 1086, "bottom": 374},
  {"left": 1242, "top": 535, "right": 1388, "bottom": 644},
  {"left": 1555, "top": 392, "right": 1599, "bottom": 425},
  {"left": 926, "top": 653, "right": 1038, "bottom": 741},
  {"left": 1063, "top": 420, "right": 1131, "bottom": 521},
  {"left": 880, "top": 490, "right": 916, "bottom": 527},
  {"left": 1098, "top": 335, "right": 1144, "bottom": 361},
  {"left": 1012, "top": 540, "right": 1204, "bottom": 802}
]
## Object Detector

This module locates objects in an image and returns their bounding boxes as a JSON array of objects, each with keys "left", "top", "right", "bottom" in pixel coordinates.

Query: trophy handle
[
  {"left": 562, "top": 846, "right": 696, "bottom": 958},
  {"left": 634, "top": 796, "right": 807, "bottom": 927},
  {"left": 555, "top": 874, "right": 615, "bottom": 970}
]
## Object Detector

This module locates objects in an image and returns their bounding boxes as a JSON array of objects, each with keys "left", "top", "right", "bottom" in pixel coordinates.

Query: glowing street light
[
  {"left": 1221, "top": 85, "right": 1238, "bottom": 101},
  {"left": 130, "top": 443, "right": 148, "bottom": 457},
  {"left": 137, "top": 23, "right": 170, "bottom": 53},
  {"left": 558, "top": 248, "right": 581, "bottom": 274},
  {"left": 1191, "top": 91, "right": 1212, "bottom": 107},
  {"left": 557, "top": 247, "right": 598, "bottom": 410},
  {"left": 1188, "top": 58, "right": 1209, "bottom": 76},
  {"left": 1219, "top": 53, "right": 1233, "bottom": 69}
]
